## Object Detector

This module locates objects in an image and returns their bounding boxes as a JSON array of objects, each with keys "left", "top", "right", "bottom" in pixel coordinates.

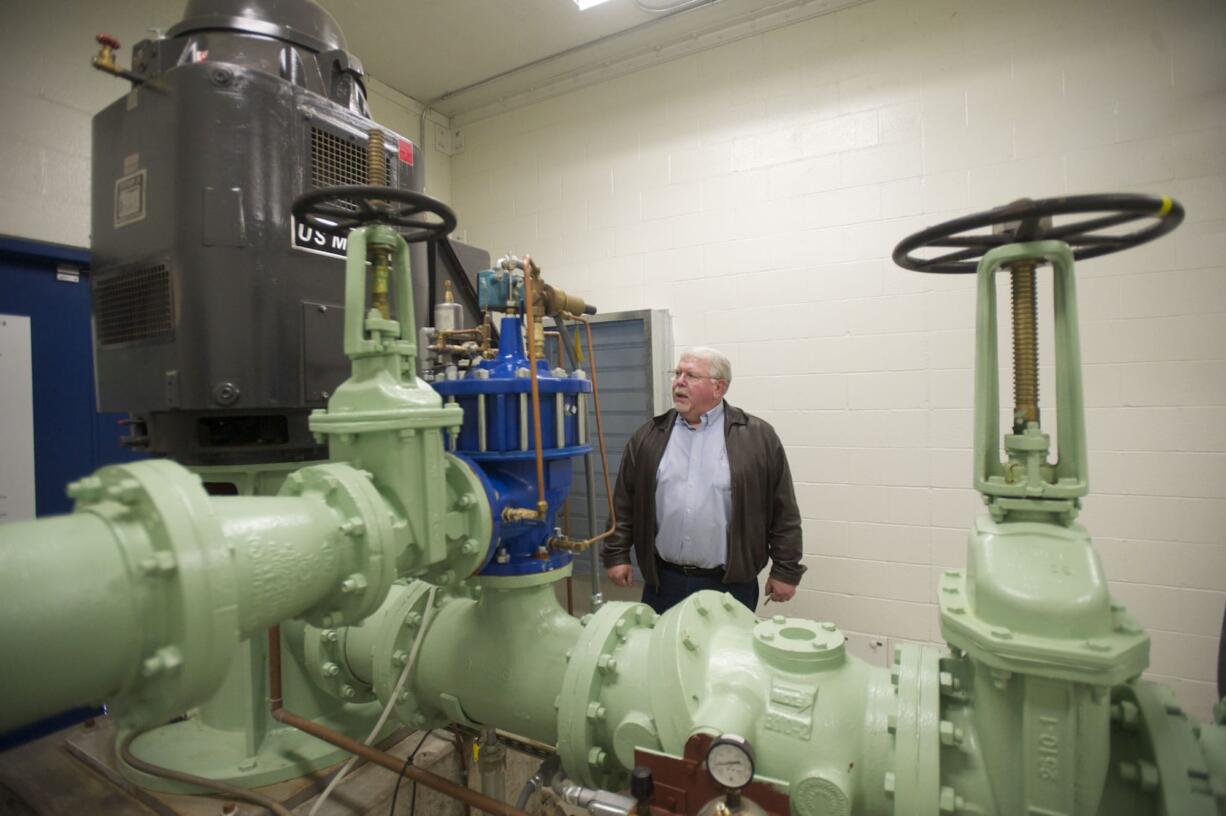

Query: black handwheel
[
  {"left": 893, "top": 193, "right": 1184, "bottom": 274},
  {"left": 292, "top": 185, "right": 457, "bottom": 243}
]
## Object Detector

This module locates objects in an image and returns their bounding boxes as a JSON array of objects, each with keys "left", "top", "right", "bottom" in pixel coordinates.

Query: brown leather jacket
[{"left": 601, "top": 402, "right": 805, "bottom": 588}]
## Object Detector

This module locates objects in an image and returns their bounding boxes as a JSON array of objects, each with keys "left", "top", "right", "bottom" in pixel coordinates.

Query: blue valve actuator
[
  {"left": 477, "top": 267, "right": 523, "bottom": 311},
  {"left": 432, "top": 316, "right": 592, "bottom": 577}
]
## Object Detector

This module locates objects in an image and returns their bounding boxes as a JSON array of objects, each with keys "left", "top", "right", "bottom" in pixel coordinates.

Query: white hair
[{"left": 680, "top": 347, "right": 732, "bottom": 386}]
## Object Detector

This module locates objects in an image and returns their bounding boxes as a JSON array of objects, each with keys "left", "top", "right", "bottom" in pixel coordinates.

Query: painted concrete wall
[
  {"left": 367, "top": 76, "right": 453, "bottom": 202},
  {"left": 0, "top": 1, "right": 184, "bottom": 247},
  {"left": 450, "top": 0, "right": 1226, "bottom": 718},
  {"left": 0, "top": 1, "right": 449, "bottom": 248}
]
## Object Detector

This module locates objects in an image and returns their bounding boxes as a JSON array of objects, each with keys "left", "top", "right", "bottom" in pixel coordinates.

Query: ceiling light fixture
[{"left": 574, "top": 0, "right": 614, "bottom": 9}]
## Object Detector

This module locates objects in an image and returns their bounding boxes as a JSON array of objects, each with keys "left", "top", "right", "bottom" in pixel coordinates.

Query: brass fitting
[
  {"left": 502, "top": 505, "right": 546, "bottom": 523},
  {"left": 547, "top": 535, "right": 592, "bottom": 553},
  {"left": 541, "top": 284, "right": 592, "bottom": 318},
  {"left": 92, "top": 33, "right": 124, "bottom": 77},
  {"left": 91, "top": 33, "right": 119, "bottom": 71},
  {"left": 91, "top": 33, "right": 149, "bottom": 86}
]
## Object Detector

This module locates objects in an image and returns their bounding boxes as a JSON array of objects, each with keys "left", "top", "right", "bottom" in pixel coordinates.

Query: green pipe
[
  {"left": 0, "top": 458, "right": 398, "bottom": 732},
  {"left": 411, "top": 578, "right": 584, "bottom": 745},
  {"left": 0, "top": 512, "right": 144, "bottom": 732},
  {"left": 314, "top": 559, "right": 1226, "bottom": 816},
  {"left": 217, "top": 496, "right": 353, "bottom": 637}
]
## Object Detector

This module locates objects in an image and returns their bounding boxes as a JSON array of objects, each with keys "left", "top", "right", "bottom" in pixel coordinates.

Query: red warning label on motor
[{"left": 399, "top": 140, "right": 414, "bottom": 165}]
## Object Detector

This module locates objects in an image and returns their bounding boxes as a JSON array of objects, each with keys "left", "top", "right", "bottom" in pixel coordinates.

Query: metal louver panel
[
  {"left": 94, "top": 263, "right": 175, "bottom": 346},
  {"left": 310, "top": 127, "right": 367, "bottom": 189}
]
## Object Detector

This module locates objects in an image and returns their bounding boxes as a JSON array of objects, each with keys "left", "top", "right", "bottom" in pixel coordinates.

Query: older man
[{"left": 602, "top": 347, "right": 804, "bottom": 614}]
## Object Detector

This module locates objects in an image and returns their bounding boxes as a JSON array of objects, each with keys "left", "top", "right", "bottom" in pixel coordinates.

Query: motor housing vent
[
  {"left": 94, "top": 262, "right": 175, "bottom": 347},
  {"left": 311, "top": 127, "right": 368, "bottom": 191}
]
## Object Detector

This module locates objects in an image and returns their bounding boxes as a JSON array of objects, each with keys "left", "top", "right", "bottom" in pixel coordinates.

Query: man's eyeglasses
[{"left": 669, "top": 369, "right": 721, "bottom": 383}]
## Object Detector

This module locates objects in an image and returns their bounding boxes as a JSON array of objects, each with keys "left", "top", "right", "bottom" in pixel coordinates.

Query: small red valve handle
[{"left": 96, "top": 33, "right": 121, "bottom": 50}]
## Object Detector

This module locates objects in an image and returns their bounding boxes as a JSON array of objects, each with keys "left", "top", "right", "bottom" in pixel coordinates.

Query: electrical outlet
[{"left": 434, "top": 123, "right": 452, "bottom": 155}]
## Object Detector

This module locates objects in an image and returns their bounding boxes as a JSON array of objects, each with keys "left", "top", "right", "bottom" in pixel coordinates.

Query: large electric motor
[{"left": 90, "top": 0, "right": 424, "bottom": 466}]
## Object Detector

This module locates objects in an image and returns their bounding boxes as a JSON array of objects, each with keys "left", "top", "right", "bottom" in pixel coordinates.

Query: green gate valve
[
  {"left": 303, "top": 218, "right": 492, "bottom": 585},
  {"left": 889, "top": 194, "right": 1200, "bottom": 816}
]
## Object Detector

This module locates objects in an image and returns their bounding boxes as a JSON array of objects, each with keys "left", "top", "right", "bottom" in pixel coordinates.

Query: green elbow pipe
[{"left": 0, "top": 458, "right": 399, "bottom": 731}]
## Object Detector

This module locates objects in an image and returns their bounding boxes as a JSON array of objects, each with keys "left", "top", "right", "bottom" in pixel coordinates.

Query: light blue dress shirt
[{"left": 654, "top": 401, "right": 731, "bottom": 568}]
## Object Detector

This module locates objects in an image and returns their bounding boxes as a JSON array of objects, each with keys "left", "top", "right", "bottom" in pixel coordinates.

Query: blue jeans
[{"left": 641, "top": 566, "right": 759, "bottom": 615}]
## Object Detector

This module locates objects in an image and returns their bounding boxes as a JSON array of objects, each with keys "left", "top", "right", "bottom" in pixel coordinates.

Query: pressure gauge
[{"left": 705, "top": 734, "right": 755, "bottom": 790}]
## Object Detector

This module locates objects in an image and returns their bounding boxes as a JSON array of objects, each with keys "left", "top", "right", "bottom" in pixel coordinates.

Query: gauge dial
[{"left": 705, "top": 734, "right": 755, "bottom": 790}]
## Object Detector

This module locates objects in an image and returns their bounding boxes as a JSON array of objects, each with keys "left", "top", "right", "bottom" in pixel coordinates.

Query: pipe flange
[
  {"left": 279, "top": 463, "right": 396, "bottom": 627},
  {"left": 304, "top": 624, "right": 376, "bottom": 704},
  {"left": 556, "top": 601, "right": 658, "bottom": 788},
  {"left": 887, "top": 644, "right": 942, "bottom": 812},
  {"left": 369, "top": 582, "right": 445, "bottom": 729},
  {"left": 646, "top": 591, "right": 757, "bottom": 753},
  {"left": 752, "top": 616, "right": 846, "bottom": 673},
  {"left": 68, "top": 460, "right": 239, "bottom": 728},
  {"left": 413, "top": 453, "right": 496, "bottom": 585}
]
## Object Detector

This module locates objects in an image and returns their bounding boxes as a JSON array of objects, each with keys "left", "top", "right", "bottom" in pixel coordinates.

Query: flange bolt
[{"left": 340, "top": 573, "right": 368, "bottom": 594}]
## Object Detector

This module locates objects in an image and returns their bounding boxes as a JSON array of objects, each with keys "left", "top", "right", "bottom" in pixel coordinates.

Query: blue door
[{"left": 0, "top": 236, "right": 144, "bottom": 518}]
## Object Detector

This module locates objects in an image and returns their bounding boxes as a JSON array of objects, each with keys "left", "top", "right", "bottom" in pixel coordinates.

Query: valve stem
[
  {"left": 367, "top": 128, "right": 391, "bottom": 318},
  {"left": 1009, "top": 261, "right": 1039, "bottom": 432}
]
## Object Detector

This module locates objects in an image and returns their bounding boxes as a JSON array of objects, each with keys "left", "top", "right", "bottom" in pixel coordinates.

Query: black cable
[{"left": 388, "top": 729, "right": 433, "bottom": 816}]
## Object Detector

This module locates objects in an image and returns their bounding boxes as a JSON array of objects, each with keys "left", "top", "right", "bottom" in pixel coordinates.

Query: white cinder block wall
[
  {"left": 0, "top": 1, "right": 449, "bottom": 248},
  {"left": 0, "top": 1, "right": 185, "bottom": 247},
  {"left": 450, "top": 0, "right": 1226, "bottom": 719}
]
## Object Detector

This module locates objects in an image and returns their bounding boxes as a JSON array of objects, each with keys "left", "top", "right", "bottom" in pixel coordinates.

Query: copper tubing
[
  {"left": 560, "top": 322, "right": 571, "bottom": 608},
  {"left": 268, "top": 627, "right": 283, "bottom": 711},
  {"left": 437, "top": 327, "right": 487, "bottom": 343},
  {"left": 266, "top": 627, "right": 529, "bottom": 816},
  {"left": 521, "top": 257, "right": 548, "bottom": 517},
  {"left": 563, "top": 315, "right": 616, "bottom": 548},
  {"left": 1009, "top": 261, "right": 1040, "bottom": 429}
]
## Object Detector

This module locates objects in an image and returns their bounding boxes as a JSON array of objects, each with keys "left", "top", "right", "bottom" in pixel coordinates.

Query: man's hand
[
  {"left": 765, "top": 577, "right": 796, "bottom": 603},
  {"left": 606, "top": 565, "right": 634, "bottom": 588}
]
